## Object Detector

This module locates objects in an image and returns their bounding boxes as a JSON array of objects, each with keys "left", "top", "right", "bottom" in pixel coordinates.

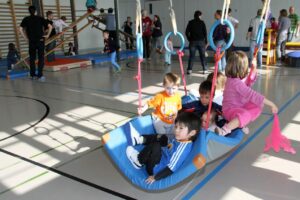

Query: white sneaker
[
  {"left": 242, "top": 127, "right": 250, "bottom": 134},
  {"left": 129, "top": 124, "right": 143, "bottom": 146},
  {"left": 38, "top": 76, "right": 46, "bottom": 82},
  {"left": 126, "top": 146, "right": 142, "bottom": 169}
]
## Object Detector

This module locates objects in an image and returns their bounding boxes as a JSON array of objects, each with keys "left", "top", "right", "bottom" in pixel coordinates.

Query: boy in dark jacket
[{"left": 103, "top": 31, "right": 121, "bottom": 72}]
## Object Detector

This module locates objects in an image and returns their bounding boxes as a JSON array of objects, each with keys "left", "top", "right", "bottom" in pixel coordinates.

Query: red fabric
[
  {"left": 264, "top": 114, "right": 296, "bottom": 154},
  {"left": 142, "top": 16, "right": 152, "bottom": 36}
]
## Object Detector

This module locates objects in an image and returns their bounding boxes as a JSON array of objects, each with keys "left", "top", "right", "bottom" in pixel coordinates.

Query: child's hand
[
  {"left": 145, "top": 176, "right": 155, "bottom": 184},
  {"left": 271, "top": 104, "right": 278, "bottom": 114}
]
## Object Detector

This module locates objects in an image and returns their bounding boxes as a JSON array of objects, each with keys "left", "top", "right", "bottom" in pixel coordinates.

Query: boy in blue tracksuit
[{"left": 126, "top": 112, "right": 201, "bottom": 184}]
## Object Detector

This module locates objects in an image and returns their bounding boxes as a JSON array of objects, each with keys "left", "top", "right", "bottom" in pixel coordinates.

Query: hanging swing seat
[{"left": 102, "top": 115, "right": 244, "bottom": 190}]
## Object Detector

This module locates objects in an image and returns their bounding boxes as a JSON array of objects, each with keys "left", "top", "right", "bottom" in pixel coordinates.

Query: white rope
[
  {"left": 135, "top": 0, "right": 142, "bottom": 35},
  {"left": 221, "top": 0, "right": 231, "bottom": 25},
  {"left": 169, "top": 0, "right": 178, "bottom": 35}
]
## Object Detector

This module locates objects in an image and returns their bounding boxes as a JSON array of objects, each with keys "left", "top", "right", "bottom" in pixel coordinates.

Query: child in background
[
  {"left": 201, "top": 109, "right": 218, "bottom": 132},
  {"left": 139, "top": 73, "right": 182, "bottom": 135},
  {"left": 7, "top": 43, "right": 20, "bottom": 72},
  {"left": 164, "top": 37, "right": 173, "bottom": 66},
  {"left": 67, "top": 42, "right": 76, "bottom": 56},
  {"left": 215, "top": 51, "right": 278, "bottom": 136},
  {"left": 53, "top": 16, "right": 69, "bottom": 34},
  {"left": 103, "top": 30, "right": 121, "bottom": 72},
  {"left": 126, "top": 112, "right": 201, "bottom": 184},
  {"left": 270, "top": 17, "right": 278, "bottom": 30},
  {"left": 182, "top": 80, "right": 222, "bottom": 117},
  {"left": 206, "top": 72, "right": 226, "bottom": 106}
]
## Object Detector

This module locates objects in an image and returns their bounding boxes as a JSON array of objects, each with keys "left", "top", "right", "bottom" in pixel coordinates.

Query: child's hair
[
  {"left": 103, "top": 30, "right": 109, "bottom": 35},
  {"left": 46, "top": 11, "right": 53, "bottom": 17},
  {"left": 175, "top": 112, "right": 201, "bottom": 141},
  {"left": 271, "top": 17, "right": 276, "bottom": 21},
  {"left": 206, "top": 72, "right": 226, "bottom": 90},
  {"left": 216, "top": 10, "right": 222, "bottom": 17},
  {"left": 199, "top": 80, "right": 213, "bottom": 96},
  {"left": 280, "top": 9, "right": 288, "bottom": 17},
  {"left": 8, "top": 43, "right": 16, "bottom": 51},
  {"left": 61, "top": 16, "right": 67, "bottom": 21},
  {"left": 202, "top": 109, "right": 217, "bottom": 126},
  {"left": 163, "top": 73, "right": 180, "bottom": 86},
  {"left": 225, "top": 51, "right": 249, "bottom": 79},
  {"left": 100, "top": 8, "right": 105, "bottom": 13},
  {"left": 68, "top": 42, "right": 73, "bottom": 46}
]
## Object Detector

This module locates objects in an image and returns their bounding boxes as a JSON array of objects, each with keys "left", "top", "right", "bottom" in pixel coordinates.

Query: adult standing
[
  {"left": 288, "top": 6, "right": 299, "bottom": 41},
  {"left": 212, "top": 10, "right": 228, "bottom": 72},
  {"left": 246, "top": 9, "right": 263, "bottom": 68},
  {"left": 277, "top": 9, "right": 291, "bottom": 61},
  {"left": 45, "top": 11, "right": 56, "bottom": 62},
  {"left": 185, "top": 10, "right": 208, "bottom": 75},
  {"left": 105, "top": 8, "right": 117, "bottom": 40},
  {"left": 142, "top": 9, "right": 152, "bottom": 61},
  {"left": 122, "top": 16, "right": 133, "bottom": 49},
  {"left": 151, "top": 15, "right": 163, "bottom": 53},
  {"left": 19, "top": 6, "right": 52, "bottom": 81},
  {"left": 226, "top": 8, "right": 239, "bottom": 59}
]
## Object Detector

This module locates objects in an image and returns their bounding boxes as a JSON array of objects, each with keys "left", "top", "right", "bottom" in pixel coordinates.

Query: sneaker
[
  {"left": 38, "top": 76, "right": 46, "bottom": 82},
  {"left": 126, "top": 146, "right": 142, "bottom": 169},
  {"left": 187, "top": 70, "right": 192, "bottom": 75},
  {"left": 129, "top": 125, "right": 144, "bottom": 146},
  {"left": 113, "top": 67, "right": 122, "bottom": 73}
]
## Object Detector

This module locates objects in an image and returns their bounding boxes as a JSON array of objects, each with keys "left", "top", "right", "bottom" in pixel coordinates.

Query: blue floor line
[{"left": 182, "top": 91, "right": 300, "bottom": 200}]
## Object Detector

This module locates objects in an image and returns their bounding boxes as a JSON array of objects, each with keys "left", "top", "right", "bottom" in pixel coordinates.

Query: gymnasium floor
[{"left": 0, "top": 58, "right": 299, "bottom": 200}]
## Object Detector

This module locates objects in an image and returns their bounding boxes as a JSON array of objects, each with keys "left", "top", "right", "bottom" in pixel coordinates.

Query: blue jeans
[
  {"left": 165, "top": 52, "right": 171, "bottom": 64},
  {"left": 187, "top": 40, "right": 207, "bottom": 71},
  {"left": 110, "top": 51, "right": 120, "bottom": 70},
  {"left": 215, "top": 40, "right": 226, "bottom": 71},
  {"left": 249, "top": 40, "right": 262, "bottom": 67},
  {"left": 46, "top": 40, "right": 56, "bottom": 62}
]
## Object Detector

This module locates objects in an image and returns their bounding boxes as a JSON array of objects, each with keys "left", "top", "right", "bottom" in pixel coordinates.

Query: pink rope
[
  {"left": 177, "top": 50, "right": 187, "bottom": 96},
  {"left": 135, "top": 58, "right": 143, "bottom": 115},
  {"left": 205, "top": 47, "right": 224, "bottom": 130}
]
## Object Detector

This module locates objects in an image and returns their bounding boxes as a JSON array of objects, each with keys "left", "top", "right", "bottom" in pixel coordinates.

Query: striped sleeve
[{"left": 167, "top": 142, "right": 191, "bottom": 172}]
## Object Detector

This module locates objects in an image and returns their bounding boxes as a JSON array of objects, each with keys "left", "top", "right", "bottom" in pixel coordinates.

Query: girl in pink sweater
[{"left": 215, "top": 51, "right": 278, "bottom": 136}]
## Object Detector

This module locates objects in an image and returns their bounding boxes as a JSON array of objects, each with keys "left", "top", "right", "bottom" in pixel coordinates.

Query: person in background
[
  {"left": 164, "top": 37, "right": 173, "bottom": 66},
  {"left": 142, "top": 9, "right": 152, "bottom": 61},
  {"left": 53, "top": 16, "right": 69, "bottom": 34},
  {"left": 276, "top": 9, "right": 291, "bottom": 62},
  {"left": 19, "top": 6, "right": 52, "bottom": 81},
  {"left": 45, "top": 11, "right": 56, "bottom": 62},
  {"left": 226, "top": 8, "right": 239, "bottom": 59},
  {"left": 67, "top": 42, "right": 77, "bottom": 56},
  {"left": 103, "top": 30, "right": 121, "bottom": 73},
  {"left": 212, "top": 10, "right": 228, "bottom": 72},
  {"left": 122, "top": 16, "right": 133, "bottom": 49},
  {"left": 6, "top": 43, "right": 20, "bottom": 72},
  {"left": 86, "top": 0, "right": 97, "bottom": 12},
  {"left": 247, "top": 9, "right": 263, "bottom": 68},
  {"left": 185, "top": 10, "right": 208, "bottom": 75},
  {"left": 288, "top": 6, "right": 299, "bottom": 41},
  {"left": 151, "top": 15, "right": 163, "bottom": 55}
]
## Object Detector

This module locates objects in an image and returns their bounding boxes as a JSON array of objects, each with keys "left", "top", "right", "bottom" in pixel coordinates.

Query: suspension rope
[
  {"left": 169, "top": 0, "right": 178, "bottom": 35},
  {"left": 135, "top": 0, "right": 143, "bottom": 115},
  {"left": 221, "top": 0, "right": 231, "bottom": 25}
]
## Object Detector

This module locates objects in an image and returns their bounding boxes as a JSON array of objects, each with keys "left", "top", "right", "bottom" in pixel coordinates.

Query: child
[
  {"left": 164, "top": 37, "right": 173, "bottom": 66},
  {"left": 86, "top": 0, "right": 97, "bottom": 12},
  {"left": 67, "top": 42, "right": 76, "bottom": 56},
  {"left": 139, "top": 73, "right": 182, "bottom": 135},
  {"left": 126, "top": 112, "right": 201, "bottom": 184},
  {"left": 6, "top": 43, "right": 20, "bottom": 72},
  {"left": 53, "top": 16, "right": 69, "bottom": 34},
  {"left": 270, "top": 17, "right": 278, "bottom": 30},
  {"left": 215, "top": 51, "right": 278, "bottom": 136},
  {"left": 103, "top": 30, "right": 121, "bottom": 72},
  {"left": 201, "top": 110, "right": 217, "bottom": 132},
  {"left": 206, "top": 72, "right": 226, "bottom": 106},
  {"left": 182, "top": 80, "right": 222, "bottom": 117}
]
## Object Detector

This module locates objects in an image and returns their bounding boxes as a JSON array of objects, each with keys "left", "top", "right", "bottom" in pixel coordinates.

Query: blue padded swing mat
[
  {"left": 102, "top": 115, "right": 244, "bottom": 190},
  {"left": 287, "top": 51, "right": 300, "bottom": 67}
]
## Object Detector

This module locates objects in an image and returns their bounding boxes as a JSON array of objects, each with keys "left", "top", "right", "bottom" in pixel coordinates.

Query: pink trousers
[{"left": 223, "top": 103, "right": 263, "bottom": 128}]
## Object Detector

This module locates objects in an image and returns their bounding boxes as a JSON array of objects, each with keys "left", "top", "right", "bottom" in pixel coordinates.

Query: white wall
[{"left": 117, "top": 0, "right": 300, "bottom": 47}]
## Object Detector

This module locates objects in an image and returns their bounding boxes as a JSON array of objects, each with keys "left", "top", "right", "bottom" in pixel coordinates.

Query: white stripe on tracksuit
[{"left": 168, "top": 143, "right": 187, "bottom": 171}]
